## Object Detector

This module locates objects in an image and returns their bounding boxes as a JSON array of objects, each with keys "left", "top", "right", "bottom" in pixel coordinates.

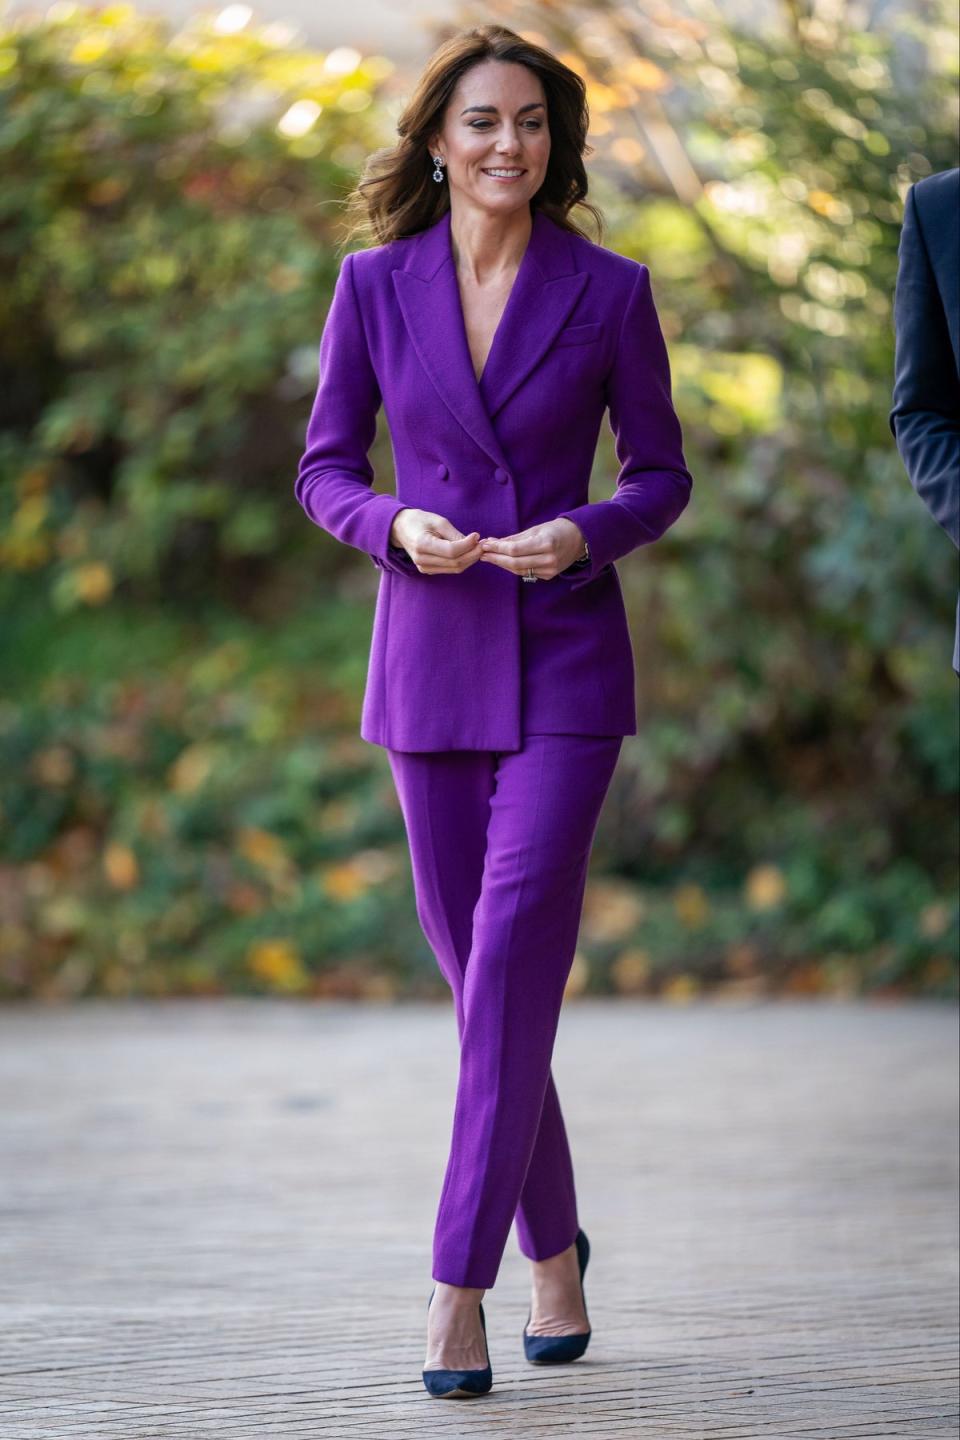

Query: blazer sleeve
[
  {"left": 554, "top": 262, "right": 693, "bottom": 589},
  {"left": 888, "top": 183, "right": 960, "bottom": 548},
  {"left": 294, "top": 250, "right": 417, "bottom": 576}
]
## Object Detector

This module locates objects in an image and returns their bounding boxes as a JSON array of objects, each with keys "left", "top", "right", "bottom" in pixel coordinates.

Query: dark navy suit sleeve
[
  {"left": 295, "top": 251, "right": 417, "bottom": 576},
  {"left": 889, "top": 184, "right": 960, "bottom": 548}
]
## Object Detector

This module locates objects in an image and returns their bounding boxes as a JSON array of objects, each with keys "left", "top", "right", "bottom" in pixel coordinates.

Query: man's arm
[{"left": 889, "top": 183, "right": 960, "bottom": 548}]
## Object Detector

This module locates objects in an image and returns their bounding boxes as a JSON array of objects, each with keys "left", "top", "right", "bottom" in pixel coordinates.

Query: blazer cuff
[
  {"left": 554, "top": 505, "right": 610, "bottom": 588},
  {"left": 369, "top": 498, "right": 421, "bottom": 575}
]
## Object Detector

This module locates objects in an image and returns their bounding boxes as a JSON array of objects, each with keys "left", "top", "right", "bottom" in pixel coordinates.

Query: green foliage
[
  {"left": 0, "top": 1, "right": 391, "bottom": 597},
  {"left": 0, "top": 2, "right": 956, "bottom": 1000},
  {"left": 0, "top": 597, "right": 436, "bottom": 999}
]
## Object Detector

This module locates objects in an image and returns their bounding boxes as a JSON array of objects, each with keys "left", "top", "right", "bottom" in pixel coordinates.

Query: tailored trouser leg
[{"left": 387, "top": 733, "right": 623, "bottom": 1290}]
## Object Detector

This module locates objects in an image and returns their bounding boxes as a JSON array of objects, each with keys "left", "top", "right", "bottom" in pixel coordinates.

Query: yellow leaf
[
  {"left": 74, "top": 562, "right": 113, "bottom": 605},
  {"left": 611, "top": 136, "right": 647, "bottom": 166},
  {"left": 610, "top": 947, "right": 651, "bottom": 993},
  {"left": 584, "top": 80, "right": 619, "bottom": 113},
  {"left": 168, "top": 743, "right": 216, "bottom": 794},
  {"left": 623, "top": 57, "right": 669, "bottom": 91},
  {"left": 0, "top": 533, "right": 52, "bottom": 569},
  {"left": 100, "top": 4, "right": 136, "bottom": 25},
  {"left": 70, "top": 36, "right": 111, "bottom": 64},
  {"left": 237, "top": 826, "right": 288, "bottom": 871},
  {"left": 674, "top": 882, "right": 709, "bottom": 927},
  {"left": 13, "top": 495, "right": 49, "bottom": 530},
  {"left": 556, "top": 50, "right": 588, "bottom": 79},
  {"left": 321, "top": 861, "right": 368, "bottom": 902},
  {"left": 103, "top": 842, "right": 139, "bottom": 890},
  {"left": 745, "top": 864, "right": 786, "bottom": 910},
  {"left": 581, "top": 878, "right": 645, "bottom": 941},
  {"left": 563, "top": 951, "right": 590, "bottom": 998},
  {"left": 662, "top": 974, "right": 700, "bottom": 1003},
  {"left": 247, "top": 939, "right": 307, "bottom": 990},
  {"left": 919, "top": 902, "right": 950, "bottom": 939},
  {"left": 807, "top": 188, "right": 836, "bottom": 216}
]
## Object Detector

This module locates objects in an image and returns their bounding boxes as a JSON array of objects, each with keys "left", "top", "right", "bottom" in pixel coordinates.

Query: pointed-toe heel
[
  {"left": 422, "top": 1288, "right": 493, "bottom": 1398},
  {"left": 523, "top": 1226, "right": 592, "bottom": 1364}
]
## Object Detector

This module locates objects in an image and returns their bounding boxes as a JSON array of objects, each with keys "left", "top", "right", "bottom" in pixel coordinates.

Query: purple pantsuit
[
  {"left": 387, "top": 736, "right": 623, "bottom": 1288},
  {"left": 295, "top": 203, "right": 693, "bottom": 1288}
]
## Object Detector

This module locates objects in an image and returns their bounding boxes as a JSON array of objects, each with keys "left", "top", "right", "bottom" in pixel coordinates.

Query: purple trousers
[{"left": 387, "top": 732, "right": 623, "bottom": 1289}]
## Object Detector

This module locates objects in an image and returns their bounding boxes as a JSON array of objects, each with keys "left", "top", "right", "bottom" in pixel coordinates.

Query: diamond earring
[{"left": 432, "top": 154, "right": 446, "bottom": 183}]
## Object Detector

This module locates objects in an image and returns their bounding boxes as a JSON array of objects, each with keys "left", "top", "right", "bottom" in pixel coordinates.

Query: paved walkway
[{"left": 0, "top": 997, "right": 957, "bottom": 1437}]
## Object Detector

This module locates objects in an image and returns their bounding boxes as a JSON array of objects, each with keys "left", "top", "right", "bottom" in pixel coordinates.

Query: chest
[{"left": 457, "top": 271, "right": 519, "bottom": 385}]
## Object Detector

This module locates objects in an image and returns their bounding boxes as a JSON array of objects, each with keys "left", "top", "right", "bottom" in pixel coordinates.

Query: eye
[{"left": 469, "top": 120, "right": 542, "bottom": 130}]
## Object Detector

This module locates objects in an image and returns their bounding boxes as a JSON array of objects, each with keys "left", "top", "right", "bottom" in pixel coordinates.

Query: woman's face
[{"left": 428, "top": 59, "right": 550, "bottom": 218}]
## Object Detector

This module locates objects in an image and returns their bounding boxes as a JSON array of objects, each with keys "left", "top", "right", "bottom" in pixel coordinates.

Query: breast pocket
[{"left": 553, "top": 321, "right": 603, "bottom": 349}]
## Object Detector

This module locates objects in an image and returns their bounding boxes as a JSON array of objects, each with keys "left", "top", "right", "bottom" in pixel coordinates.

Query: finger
[
  {"left": 479, "top": 534, "right": 525, "bottom": 551},
  {"left": 422, "top": 530, "right": 480, "bottom": 556},
  {"left": 479, "top": 549, "right": 555, "bottom": 573},
  {"left": 414, "top": 538, "right": 484, "bottom": 572},
  {"left": 479, "top": 536, "right": 544, "bottom": 558},
  {"left": 423, "top": 553, "right": 482, "bottom": 572}
]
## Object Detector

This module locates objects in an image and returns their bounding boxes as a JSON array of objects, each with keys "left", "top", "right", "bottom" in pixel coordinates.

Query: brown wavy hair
[{"left": 340, "top": 24, "right": 604, "bottom": 254}]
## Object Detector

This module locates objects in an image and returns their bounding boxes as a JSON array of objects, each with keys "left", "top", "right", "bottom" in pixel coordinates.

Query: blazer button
[
  {"left": 435, "top": 462, "right": 449, "bottom": 481},
  {"left": 494, "top": 467, "right": 510, "bottom": 484}
]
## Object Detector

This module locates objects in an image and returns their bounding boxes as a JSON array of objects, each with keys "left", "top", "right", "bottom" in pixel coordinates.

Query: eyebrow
[{"left": 459, "top": 102, "right": 545, "bottom": 116}]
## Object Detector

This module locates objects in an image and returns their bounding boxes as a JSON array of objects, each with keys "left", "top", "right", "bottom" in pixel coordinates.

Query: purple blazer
[{"left": 295, "top": 206, "right": 693, "bottom": 752}]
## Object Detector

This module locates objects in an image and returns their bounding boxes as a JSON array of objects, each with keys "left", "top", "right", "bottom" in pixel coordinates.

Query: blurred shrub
[
  {"left": 0, "top": 1, "right": 393, "bottom": 600},
  {"left": 0, "top": 608, "right": 435, "bottom": 999}
]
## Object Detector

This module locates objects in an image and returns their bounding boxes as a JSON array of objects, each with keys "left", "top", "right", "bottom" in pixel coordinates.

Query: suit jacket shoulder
[{"left": 912, "top": 165, "right": 959, "bottom": 217}]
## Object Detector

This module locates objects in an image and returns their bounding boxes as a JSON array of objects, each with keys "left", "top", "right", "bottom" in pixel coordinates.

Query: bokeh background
[{"left": 1, "top": 0, "right": 957, "bottom": 1003}]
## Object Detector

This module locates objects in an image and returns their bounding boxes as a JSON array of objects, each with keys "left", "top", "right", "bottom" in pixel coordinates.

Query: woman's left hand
[{"left": 478, "top": 518, "right": 586, "bottom": 579}]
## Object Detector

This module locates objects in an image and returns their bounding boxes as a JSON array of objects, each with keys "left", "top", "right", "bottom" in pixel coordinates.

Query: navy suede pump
[
  {"left": 523, "top": 1227, "right": 592, "bottom": 1364},
  {"left": 422, "top": 1288, "right": 493, "bottom": 1398}
]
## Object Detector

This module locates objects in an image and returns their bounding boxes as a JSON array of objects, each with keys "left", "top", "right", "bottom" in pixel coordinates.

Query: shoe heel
[
  {"left": 523, "top": 1227, "right": 592, "bottom": 1365},
  {"left": 422, "top": 1288, "right": 493, "bottom": 1398}
]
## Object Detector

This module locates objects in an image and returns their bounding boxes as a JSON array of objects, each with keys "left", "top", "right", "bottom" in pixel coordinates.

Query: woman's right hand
[{"left": 389, "top": 508, "right": 484, "bottom": 575}]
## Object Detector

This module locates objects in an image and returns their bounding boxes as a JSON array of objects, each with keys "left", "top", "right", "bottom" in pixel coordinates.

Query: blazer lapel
[{"left": 392, "top": 208, "right": 589, "bottom": 468}]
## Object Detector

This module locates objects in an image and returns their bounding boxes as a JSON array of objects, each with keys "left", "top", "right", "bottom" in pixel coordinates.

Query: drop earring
[{"left": 432, "top": 154, "right": 446, "bottom": 183}]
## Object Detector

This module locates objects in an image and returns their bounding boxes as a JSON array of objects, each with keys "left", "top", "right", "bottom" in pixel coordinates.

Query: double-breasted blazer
[{"left": 295, "top": 205, "right": 694, "bottom": 752}]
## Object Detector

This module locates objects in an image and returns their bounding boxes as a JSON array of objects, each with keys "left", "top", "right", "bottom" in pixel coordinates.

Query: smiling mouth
[{"left": 481, "top": 168, "right": 527, "bottom": 178}]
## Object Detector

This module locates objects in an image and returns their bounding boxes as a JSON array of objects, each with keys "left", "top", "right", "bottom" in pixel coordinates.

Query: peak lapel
[
  {"left": 479, "top": 212, "right": 588, "bottom": 420},
  {"left": 393, "top": 210, "right": 506, "bottom": 469},
  {"left": 392, "top": 208, "right": 588, "bottom": 466}
]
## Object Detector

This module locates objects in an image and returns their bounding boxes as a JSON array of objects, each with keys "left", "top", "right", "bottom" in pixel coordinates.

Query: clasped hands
[{"left": 388, "top": 508, "right": 586, "bottom": 579}]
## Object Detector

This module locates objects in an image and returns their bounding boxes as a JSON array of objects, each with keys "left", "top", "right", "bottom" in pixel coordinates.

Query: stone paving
[{"left": 0, "top": 996, "right": 957, "bottom": 1437}]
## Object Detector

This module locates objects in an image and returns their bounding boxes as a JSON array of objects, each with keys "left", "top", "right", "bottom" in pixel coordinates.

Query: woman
[{"left": 295, "top": 25, "right": 693, "bottom": 1400}]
